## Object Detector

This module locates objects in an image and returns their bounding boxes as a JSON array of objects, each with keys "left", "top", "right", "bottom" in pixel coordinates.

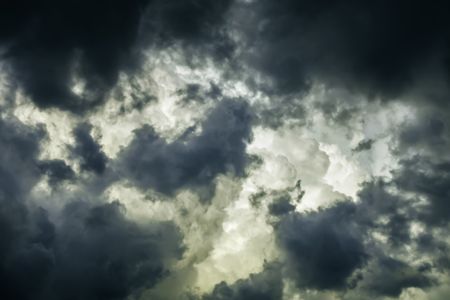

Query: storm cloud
[
  {"left": 240, "top": 0, "right": 450, "bottom": 100},
  {"left": 118, "top": 99, "right": 253, "bottom": 197},
  {"left": 2, "top": 1, "right": 450, "bottom": 299},
  {"left": 0, "top": 0, "right": 232, "bottom": 113},
  {"left": 0, "top": 117, "right": 183, "bottom": 300}
]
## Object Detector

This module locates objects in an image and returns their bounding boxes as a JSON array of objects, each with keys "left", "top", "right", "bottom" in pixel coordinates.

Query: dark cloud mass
[
  {"left": 244, "top": 0, "right": 450, "bottom": 101},
  {"left": 0, "top": 118, "right": 46, "bottom": 300},
  {"left": 0, "top": 0, "right": 232, "bottom": 113},
  {"left": 0, "top": 117, "right": 183, "bottom": 300},
  {"left": 352, "top": 139, "right": 374, "bottom": 153},
  {"left": 50, "top": 201, "right": 183, "bottom": 300},
  {"left": 0, "top": 0, "right": 150, "bottom": 112},
  {"left": 119, "top": 99, "right": 253, "bottom": 197},
  {"left": 242, "top": 179, "right": 438, "bottom": 297},
  {"left": 71, "top": 123, "right": 108, "bottom": 175},
  {"left": 2, "top": 0, "right": 450, "bottom": 299},
  {"left": 2, "top": 200, "right": 184, "bottom": 300},
  {"left": 144, "top": 0, "right": 232, "bottom": 43},
  {"left": 393, "top": 157, "right": 450, "bottom": 225},
  {"left": 275, "top": 202, "right": 367, "bottom": 290},
  {"left": 38, "top": 159, "right": 75, "bottom": 186},
  {"left": 204, "top": 264, "right": 283, "bottom": 300},
  {"left": 361, "top": 256, "right": 432, "bottom": 297}
]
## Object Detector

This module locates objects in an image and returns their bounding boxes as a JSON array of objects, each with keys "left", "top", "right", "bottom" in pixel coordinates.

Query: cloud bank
[{"left": 1, "top": 1, "right": 450, "bottom": 299}]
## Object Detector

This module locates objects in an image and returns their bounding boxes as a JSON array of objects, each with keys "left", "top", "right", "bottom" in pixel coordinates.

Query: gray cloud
[
  {"left": 71, "top": 123, "right": 108, "bottom": 175},
  {"left": 360, "top": 256, "right": 432, "bottom": 297},
  {"left": 393, "top": 157, "right": 450, "bottom": 226},
  {"left": 118, "top": 99, "right": 253, "bottom": 198},
  {"left": 352, "top": 139, "right": 374, "bottom": 153},
  {"left": 0, "top": 116, "right": 184, "bottom": 300},
  {"left": 203, "top": 263, "right": 283, "bottom": 300},
  {"left": 239, "top": 0, "right": 450, "bottom": 102},
  {"left": 275, "top": 202, "right": 367, "bottom": 290},
  {"left": 0, "top": 0, "right": 233, "bottom": 114},
  {"left": 37, "top": 159, "right": 75, "bottom": 186},
  {"left": 2, "top": 1, "right": 450, "bottom": 298},
  {"left": 49, "top": 201, "right": 184, "bottom": 300}
]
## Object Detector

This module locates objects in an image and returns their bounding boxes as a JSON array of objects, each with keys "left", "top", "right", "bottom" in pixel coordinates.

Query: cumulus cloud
[
  {"left": 0, "top": 116, "right": 184, "bottom": 300},
  {"left": 2, "top": 1, "right": 450, "bottom": 299}
]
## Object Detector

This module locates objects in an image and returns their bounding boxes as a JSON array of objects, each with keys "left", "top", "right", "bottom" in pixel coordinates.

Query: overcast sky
[{"left": 1, "top": 1, "right": 450, "bottom": 299}]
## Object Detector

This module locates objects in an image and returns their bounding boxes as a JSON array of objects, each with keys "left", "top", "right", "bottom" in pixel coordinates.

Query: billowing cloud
[
  {"left": 118, "top": 99, "right": 253, "bottom": 198},
  {"left": 275, "top": 202, "right": 367, "bottom": 290},
  {"left": 0, "top": 117, "right": 184, "bottom": 300},
  {"left": 0, "top": 0, "right": 232, "bottom": 113},
  {"left": 204, "top": 263, "right": 283, "bottom": 300},
  {"left": 2, "top": 1, "right": 450, "bottom": 299}
]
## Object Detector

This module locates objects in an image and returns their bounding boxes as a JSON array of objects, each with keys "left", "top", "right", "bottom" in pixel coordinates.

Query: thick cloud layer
[
  {"left": 0, "top": 0, "right": 150, "bottom": 112},
  {"left": 2, "top": 1, "right": 450, "bottom": 299},
  {"left": 0, "top": 0, "right": 232, "bottom": 113},
  {"left": 243, "top": 0, "right": 450, "bottom": 101}
]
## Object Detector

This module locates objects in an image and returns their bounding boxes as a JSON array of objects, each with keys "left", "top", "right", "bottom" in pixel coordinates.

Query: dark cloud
[
  {"left": 118, "top": 99, "right": 253, "bottom": 198},
  {"left": 355, "top": 180, "right": 415, "bottom": 245},
  {"left": 118, "top": 87, "right": 157, "bottom": 115},
  {"left": 38, "top": 159, "right": 75, "bottom": 186},
  {"left": 3, "top": 1, "right": 450, "bottom": 298},
  {"left": 2, "top": 200, "right": 184, "bottom": 300},
  {"left": 263, "top": 178, "right": 437, "bottom": 295},
  {"left": 266, "top": 181, "right": 305, "bottom": 216},
  {"left": 142, "top": 0, "right": 236, "bottom": 63},
  {"left": 176, "top": 83, "right": 222, "bottom": 104},
  {"left": 0, "top": 0, "right": 233, "bottom": 113},
  {"left": 250, "top": 179, "right": 304, "bottom": 210},
  {"left": 268, "top": 195, "right": 295, "bottom": 216},
  {"left": 398, "top": 114, "right": 449, "bottom": 155},
  {"left": 255, "top": 97, "right": 307, "bottom": 129},
  {"left": 144, "top": 0, "right": 232, "bottom": 43},
  {"left": 0, "top": 117, "right": 45, "bottom": 217},
  {"left": 0, "top": 117, "right": 50, "bottom": 300},
  {"left": 393, "top": 157, "right": 450, "bottom": 226},
  {"left": 49, "top": 201, "right": 183, "bottom": 300},
  {"left": 0, "top": 207, "right": 56, "bottom": 300},
  {"left": 352, "top": 139, "right": 374, "bottom": 153},
  {"left": 0, "top": 117, "right": 184, "bottom": 300},
  {"left": 313, "top": 92, "right": 361, "bottom": 126},
  {"left": 71, "top": 123, "right": 108, "bottom": 175},
  {"left": 361, "top": 256, "right": 432, "bottom": 297},
  {"left": 275, "top": 202, "right": 367, "bottom": 290},
  {"left": 242, "top": 0, "right": 450, "bottom": 100},
  {"left": 0, "top": 0, "right": 151, "bottom": 113},
  {"left": 203, "top": 263, "right": 283, "bottom": 300}
]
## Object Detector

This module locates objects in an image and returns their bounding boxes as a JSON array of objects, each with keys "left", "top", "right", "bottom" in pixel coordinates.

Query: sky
[{"left": 1, "top": 1, "right": 450, "bottom": 299}]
